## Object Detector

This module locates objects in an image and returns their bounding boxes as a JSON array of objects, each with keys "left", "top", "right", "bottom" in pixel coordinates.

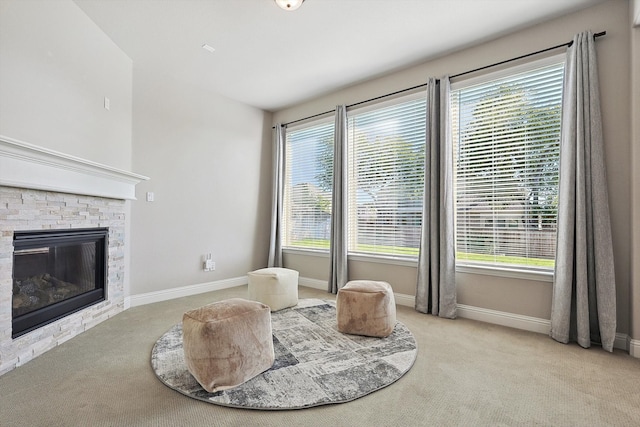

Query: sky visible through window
[
  {"left": 288, "top": 98, "right": 426, "bottom": 192},
  {"left": 288, "top": 123, "right": 332, "bottom": 188}
]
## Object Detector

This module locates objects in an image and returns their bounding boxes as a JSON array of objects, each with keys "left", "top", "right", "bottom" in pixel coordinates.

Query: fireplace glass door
[{"left": 12, "top": 228, "right": 108, "bottom": 338}]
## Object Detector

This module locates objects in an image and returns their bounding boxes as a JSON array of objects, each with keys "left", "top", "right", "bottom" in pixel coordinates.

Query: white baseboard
[
  {"left": 393, "top": 292, "right": 415, "bottom": 308},
  {"left": 129, "top": 275, "right": 327, "bottom": 308},
  {"left": 390, "top": 291, "right": 633, "bottom": 354},
  {"left": 457, "top": 303, "right": 551, "bottom": 335},
  {"left": 127, "top": 276, "right": 247, "bottom": 307},
  {"left": 299, "top": 277, "right": 328, "bottom": 291},
  {"left": 614, "top": 333, "right": 629, "bottom": 353},
  {"left": 628, "top": 338, "right": 640, "bottom": 357},
  {"left": 124, "top": 274, "right": 638, "bottom": 358},
  {"left": 302, "top": 281, "right": 549, "bottom": 335},
  {"left": 298, "top": 279, "right": 416, "bottom": 310},
  {"left": 299, "top": 278, "right": 415, "bottom": 307},
  {"left": 350, "top": 289, "right": 551, "bottom": 335}
]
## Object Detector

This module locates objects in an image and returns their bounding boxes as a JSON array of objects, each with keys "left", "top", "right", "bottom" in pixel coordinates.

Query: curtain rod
[
  {"left": 275, "top": 31, "right": 606, "bottom": 129},
  {"left": 450, "top": 30, "right": 606, "bottom": 79},
  {"left": 279, "top": 81, "right": 429, "bottom": 128}
]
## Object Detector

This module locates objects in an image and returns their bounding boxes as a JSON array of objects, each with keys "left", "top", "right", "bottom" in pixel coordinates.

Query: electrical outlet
[{"left": 203, "top": 253, "right": 215, "bottom": 271}]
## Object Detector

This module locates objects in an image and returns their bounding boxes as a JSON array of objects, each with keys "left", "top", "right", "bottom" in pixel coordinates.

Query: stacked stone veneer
[{"left": 0, "top": 186, "right": 126, "bottom": 375}]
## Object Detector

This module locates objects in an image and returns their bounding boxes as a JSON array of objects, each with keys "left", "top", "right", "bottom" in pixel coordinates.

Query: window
[
  {"left": 283, "top": 119, "right": 334, "bottom": 250},
  {"left": 347, "top": 94, "right": 426, "bottom": 257},
  {"left": 451, "top": 57, "right": 564, "bottom": 270}
]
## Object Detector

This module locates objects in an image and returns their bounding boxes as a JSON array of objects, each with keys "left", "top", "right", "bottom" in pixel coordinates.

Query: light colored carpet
[{"left": 1, "top": 285, "right": 640, "bottom": 426}]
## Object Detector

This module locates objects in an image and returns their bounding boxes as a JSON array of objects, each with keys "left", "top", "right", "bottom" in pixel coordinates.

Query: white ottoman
[{"left": 247, "top": 267, "right": 299, "bottom": 312}]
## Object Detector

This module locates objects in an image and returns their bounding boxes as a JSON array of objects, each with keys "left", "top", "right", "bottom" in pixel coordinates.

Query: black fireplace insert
[{"left": 12, "top": 228, "right": 108, "bottom": 338}]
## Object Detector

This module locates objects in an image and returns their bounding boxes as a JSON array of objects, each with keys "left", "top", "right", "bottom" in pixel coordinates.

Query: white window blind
[
  {"left": 283, "top": 120, "right": 334, "bottom": 250},
  {"left": 347, "top": 94, "right": 426, "bottom": 257},
  {"left": 451, "top": 60, "right": 564, "bottom": 269}
]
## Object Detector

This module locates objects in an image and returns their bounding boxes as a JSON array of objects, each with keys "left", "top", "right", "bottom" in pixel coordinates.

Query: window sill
[
  {"left": 283, "top": 248, "right": 554, "bottom": 282},
  {"left": 348, "top": 253, "right": 418, "bottom": 267},
  {"left": 283, "top": 247, "right": 330, "bottom": 258},
  {"left": 455, "top": 263, "right": 554, "bottom": 283},
  {"left": 282, "top": 248, "right": 417, "bottom": 266}
]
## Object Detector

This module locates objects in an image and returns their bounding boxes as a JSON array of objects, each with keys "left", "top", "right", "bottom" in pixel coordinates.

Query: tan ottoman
[
  {"left": 247, "top": 267, "right": 299, "bottom": 312},
  {"left": 182, "top": 298, "right": 274, "bottom": 393},
  {"left": 336, "top": 280, "right": 397, "bottom": 337}
]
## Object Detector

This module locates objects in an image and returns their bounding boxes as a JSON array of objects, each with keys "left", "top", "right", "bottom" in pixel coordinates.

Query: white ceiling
[{"left": 73, "top": 0, "right": 605, "bottom": 112}]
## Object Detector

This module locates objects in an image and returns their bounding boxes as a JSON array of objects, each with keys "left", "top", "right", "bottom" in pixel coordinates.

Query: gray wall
[
  {"left": 0, "top": 0, "right": 132, "bottom": 170},
  {"left": 0, "top": 0, "right": 135, "bottom": 296},
  {"left": 273, "top": 0, "right": 634, "bottom": 335},
  {"left": 129, "top": 72, "right": 273, "bottom": 295},
  {"left": 0, "top": 0, "right": 274, "bottom": 301}
]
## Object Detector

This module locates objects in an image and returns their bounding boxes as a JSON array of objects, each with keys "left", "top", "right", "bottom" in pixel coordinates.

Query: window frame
[
  {"left": 281, "top": 115, "right": 335, "bottom": 253},
  {"left": 450, "top": 53, "right": 565, "bottom": 281},
  {"left": 345, "top": 90, "right": 427, "bottom": 261},
  {"left": 281, "top": 54, "right": 564, "bottom": 281}
]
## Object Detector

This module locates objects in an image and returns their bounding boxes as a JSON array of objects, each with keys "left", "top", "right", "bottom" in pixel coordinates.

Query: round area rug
[{"left": 151, "top": 298, "right": 417, "bottom": 410}]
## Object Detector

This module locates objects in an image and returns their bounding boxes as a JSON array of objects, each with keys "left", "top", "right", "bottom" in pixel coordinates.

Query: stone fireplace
[{"left": 0, "top": 136, "right": 148, "bottom": 375}]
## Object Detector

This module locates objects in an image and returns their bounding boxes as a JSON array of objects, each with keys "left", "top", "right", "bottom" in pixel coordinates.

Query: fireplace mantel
[{"left": 0, "top": 135, "right": 148, "bottom": 200}]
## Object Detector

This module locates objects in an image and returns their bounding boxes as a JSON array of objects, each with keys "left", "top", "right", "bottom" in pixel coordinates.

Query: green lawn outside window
[{"left": 288, "top": 240, "right": 554, "bottom": 269}]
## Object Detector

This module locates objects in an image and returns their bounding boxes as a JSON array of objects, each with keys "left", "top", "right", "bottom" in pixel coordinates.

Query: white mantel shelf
[{"left": 0, "top": 135, "right": 148, "bottom": 200}]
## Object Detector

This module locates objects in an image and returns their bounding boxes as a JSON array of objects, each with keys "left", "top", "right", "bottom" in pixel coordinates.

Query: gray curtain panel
[
  {"left": 268, "top": 124, "right": 285, "bottom": 268},
  {"left": 415, "top": 77, "right": 456, "bottom": 318},
  {"left": 550, "top": 31, "right": 616, "bottom": 352},
  {"left": 328, "top": 106, "right": 348, "bottom": 294}
]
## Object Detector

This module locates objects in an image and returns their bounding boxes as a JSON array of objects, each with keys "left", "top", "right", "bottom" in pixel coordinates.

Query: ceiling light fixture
[{"left": 274, "top": 0, "right": 304, "bottom": 11}]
